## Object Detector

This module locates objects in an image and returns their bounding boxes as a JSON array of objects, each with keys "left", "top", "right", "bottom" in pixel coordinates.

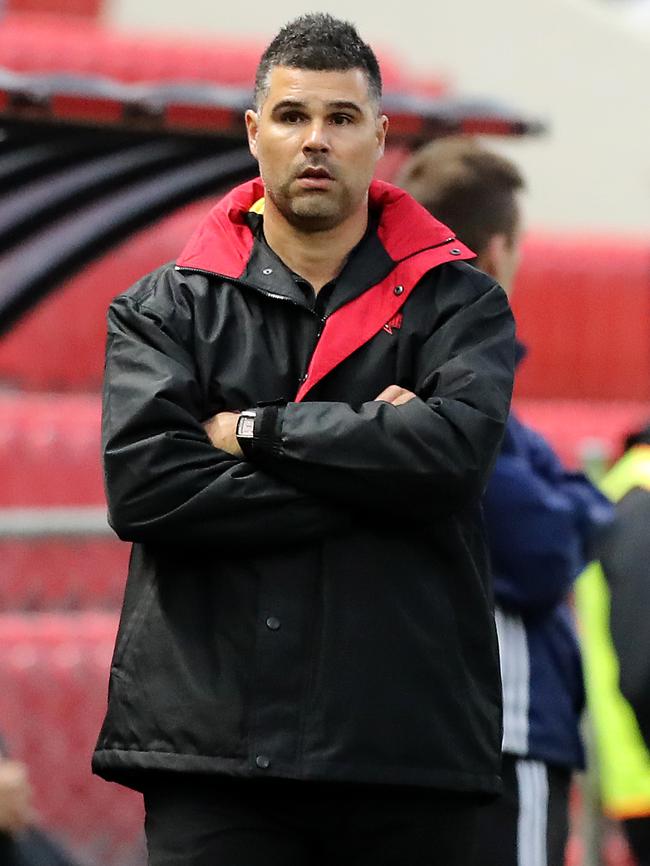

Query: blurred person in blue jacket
[{"left": 399, "top": 137, "right": 612, "bottom": 866}]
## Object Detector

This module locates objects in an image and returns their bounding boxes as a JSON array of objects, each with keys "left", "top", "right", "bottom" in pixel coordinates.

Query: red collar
[{"left": 176, "top": 177, "right": 473, "bottom": 278}]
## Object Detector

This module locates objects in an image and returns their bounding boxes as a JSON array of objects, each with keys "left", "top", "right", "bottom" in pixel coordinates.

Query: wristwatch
[{"left": 236, "top": 408, "right": 257, "bottom": 441}]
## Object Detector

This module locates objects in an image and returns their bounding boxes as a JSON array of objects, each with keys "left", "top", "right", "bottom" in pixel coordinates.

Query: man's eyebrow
[
  {"left": 270, "top": 99, "right": 307, "bottom": 113},
  {"left": 326, "top": 100, "right": 363, "bottom": 114},
  {"left": 270, "top": 99, "right": 363, "bottom": 114}
]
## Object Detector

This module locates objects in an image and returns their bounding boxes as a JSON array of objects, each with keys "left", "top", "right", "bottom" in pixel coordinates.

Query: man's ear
[
  {"left": 245, "top": 109, "right": 259, "bottom": 160},
  {"left": 476, "top": 234, "right": 507, "bottom": 282},
  {"left": 377, "top": 114, "right": 388, "bottom": 159}
]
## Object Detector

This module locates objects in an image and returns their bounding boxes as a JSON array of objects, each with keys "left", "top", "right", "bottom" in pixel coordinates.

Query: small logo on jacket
[{"left": 383, "top": 313, "right": 403, "bottom": 335}]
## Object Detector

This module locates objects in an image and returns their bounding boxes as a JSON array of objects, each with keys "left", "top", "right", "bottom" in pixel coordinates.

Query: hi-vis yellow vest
[{"left": 576, "top": 444, "right": 650, "bottom": 818}]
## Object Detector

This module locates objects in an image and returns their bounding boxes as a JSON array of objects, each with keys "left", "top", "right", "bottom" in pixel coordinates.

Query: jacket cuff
[{"left": 241, "top": 405, "right": 284, "bottom": 459}]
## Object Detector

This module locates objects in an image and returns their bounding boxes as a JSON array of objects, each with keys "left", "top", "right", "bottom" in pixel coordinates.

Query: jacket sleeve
[
  {"left": 483, "top": 421, "right": 613, "bottom": 613},
  {"left": 102, "top": 293, "right": 351, "bottom": 549},
  {"left": 244, "top": 279, "right": 515, "bottom": 518}
]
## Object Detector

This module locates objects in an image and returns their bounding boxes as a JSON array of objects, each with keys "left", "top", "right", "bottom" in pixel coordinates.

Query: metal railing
[{"left": 0, "top": 506, "right": 112, "bottom": 537}]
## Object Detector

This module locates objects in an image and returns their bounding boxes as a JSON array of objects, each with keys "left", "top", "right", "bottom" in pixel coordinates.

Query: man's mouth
[
  {"left": 295, "top": 166, "right": 335, "bottom": 192},
  {"left": 298, "top": 166, "right": 333, "bottom": 180}
]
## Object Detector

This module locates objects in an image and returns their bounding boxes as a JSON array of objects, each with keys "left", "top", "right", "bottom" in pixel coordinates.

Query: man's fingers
[
  {"left": 375, "top": 385, "right": 404, "bottom": 403},
  {"left": 391, "top": 390, "right": 416, "bottom": 406},
  {"left": 374, "top": 385, "right": 416, "bottom": 405},
  {"left": 203, "top": 412, "right": 243, "bottom": 457}
]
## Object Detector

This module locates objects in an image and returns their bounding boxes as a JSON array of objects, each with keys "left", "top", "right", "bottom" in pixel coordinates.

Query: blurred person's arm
[{"left": 484, "top": 416, "right": 613, "bottom": 613}]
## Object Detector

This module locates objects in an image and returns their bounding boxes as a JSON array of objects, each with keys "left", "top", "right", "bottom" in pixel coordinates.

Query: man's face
[{"left": 245, "top": 66, "right": 388, "bottom": 233}]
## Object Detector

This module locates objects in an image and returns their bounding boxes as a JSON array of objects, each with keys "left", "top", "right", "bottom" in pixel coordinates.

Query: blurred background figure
[
  {"left": 0, "top": 744, "right": 80, "bottom": 866},
  {"left": 576, "top": 422, "right": 650, "bottom": 866},
  {"left": 0, "top": 752, "right": 32, "bottom": 861},
  {"left": 399, "top": 137, "right": 613, "bottom": 866}
]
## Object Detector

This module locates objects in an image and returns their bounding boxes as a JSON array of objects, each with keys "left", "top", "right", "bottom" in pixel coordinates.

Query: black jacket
[{"left": 92, "top": 179, "right": 515, "bottom": 796}]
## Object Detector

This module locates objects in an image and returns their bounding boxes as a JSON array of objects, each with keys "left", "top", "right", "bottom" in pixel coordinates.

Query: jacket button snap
[
  {"left": 262, "top": 267, "right": 273, "bottom": 275},
  {"left": 256, "top": 755, "right": 271, "bottom": 769},
  {"left": 266, "top": 616, "right": 281, "bottom": 631},
  {"left": 393, "top": 285, "right": 404, "bottom": 296},
  {"left": 450, "top": 248, "right": 462, "bottom": 256}
]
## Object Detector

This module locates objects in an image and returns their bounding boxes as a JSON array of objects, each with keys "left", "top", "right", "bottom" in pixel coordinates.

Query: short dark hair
[
  {"left": 397, "top": 137, "right": 525, "bottom": 255},
  {"left": 254, "top": 13, "right": 382, "bottom": 109}
]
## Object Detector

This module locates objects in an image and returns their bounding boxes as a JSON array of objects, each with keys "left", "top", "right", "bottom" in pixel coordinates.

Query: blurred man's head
[
  {"left": 246, "top": 14, "right": 388, "bottom": 235},
  {"left": 398, "top": 137, "right": 525, "bottom": 297}
]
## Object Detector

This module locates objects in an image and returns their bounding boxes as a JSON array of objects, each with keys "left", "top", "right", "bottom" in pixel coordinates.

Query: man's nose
[{"left": 302, "top": 121, "right": 330, "bottom": 154}]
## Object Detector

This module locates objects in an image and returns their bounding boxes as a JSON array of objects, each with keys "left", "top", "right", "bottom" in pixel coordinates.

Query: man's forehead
[{"left": 262, "top": 66, "right": 373, "bottom": 106}]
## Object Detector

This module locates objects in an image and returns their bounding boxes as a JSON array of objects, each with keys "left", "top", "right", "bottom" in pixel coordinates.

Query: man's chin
[
  {"left": 267, "top": 187, "right": 347, "bottom": 232},
  {"left": 285, "top": 202, "right": 343, "bottom": 233}
]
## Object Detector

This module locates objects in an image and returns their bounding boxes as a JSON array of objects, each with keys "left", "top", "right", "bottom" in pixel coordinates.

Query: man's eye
[
  {"left": 331, "top": 114, "right": 353, "bottom": 126},
  {"left": 281, "top": 112, "right": 304, "bottom": 124}
]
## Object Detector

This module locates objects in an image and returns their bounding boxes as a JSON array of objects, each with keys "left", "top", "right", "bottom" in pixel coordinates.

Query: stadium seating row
[
  {"left": 512, "top": 234, "right": 650, "bottom": 401},
  {"left": 0, "top": 538, "right": 128, "bottom": 610}
]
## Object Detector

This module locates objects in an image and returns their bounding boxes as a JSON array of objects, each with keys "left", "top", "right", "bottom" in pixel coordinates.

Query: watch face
[{"left": 238, "top": 415, "right": 255, "bottom": 438}]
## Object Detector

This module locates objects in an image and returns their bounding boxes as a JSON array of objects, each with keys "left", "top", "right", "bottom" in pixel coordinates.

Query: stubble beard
[{"left": 266, "top": 179, "right": 351, "bottom": 234}]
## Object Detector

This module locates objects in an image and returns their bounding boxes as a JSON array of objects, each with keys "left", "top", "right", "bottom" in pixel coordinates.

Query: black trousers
[
  {"left": 472, "top": 754, "right": 571, "bottom": 866},
  {"left": 144, "top": 776, "right": 484, "bottom": 866}
]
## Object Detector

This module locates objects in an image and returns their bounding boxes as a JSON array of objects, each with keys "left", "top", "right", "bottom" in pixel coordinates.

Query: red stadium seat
[
  {"left": 0, "top": 393, "right": 103, "bottom": 504},
  {"left": 512, "top": 234, "right": 650, "bottom": 401},
  {"left": 0, "top": 538, "right": 129, "bottom": 610}
]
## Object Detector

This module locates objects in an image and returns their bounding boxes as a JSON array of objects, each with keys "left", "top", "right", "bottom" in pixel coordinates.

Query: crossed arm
[
  {"left": 103, "top": 279, "right": 514, "bottom": 548},
  {"left": 203, "top": 385, "right": 416, "bottom": 457}
]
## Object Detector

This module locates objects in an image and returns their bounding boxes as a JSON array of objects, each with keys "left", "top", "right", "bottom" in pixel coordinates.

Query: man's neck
[{"left": 262, "top": 199, "right": 369, "bottom": 293}]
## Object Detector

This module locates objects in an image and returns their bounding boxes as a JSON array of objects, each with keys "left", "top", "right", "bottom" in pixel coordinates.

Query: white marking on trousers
[
  {"left": 494, "top": 606, "right": 530, "bottom": 755},
  {"left": 516, "top": 758, "right": 549, "bottom": 866}
]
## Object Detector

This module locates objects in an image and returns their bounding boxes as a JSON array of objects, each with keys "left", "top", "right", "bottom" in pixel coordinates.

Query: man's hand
[
  {"left": 375, "top": 385, "right": 417, "bottom": 406},
  {"left": 203, "top": 411, "right": 243, "bottom": 457},
  {"left": 0, "top": 759, "right": 32, "bottom": 834}
]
